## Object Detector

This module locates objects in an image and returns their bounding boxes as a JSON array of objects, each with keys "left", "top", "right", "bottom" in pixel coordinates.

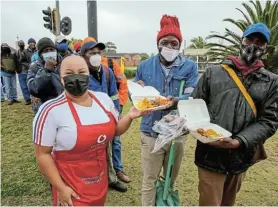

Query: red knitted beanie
[{"left": 157, "top": 15, "right": 182, "bottom": 43}]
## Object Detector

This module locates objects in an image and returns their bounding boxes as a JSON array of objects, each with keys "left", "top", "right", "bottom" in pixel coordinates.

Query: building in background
[
  {"left": 103, "top": 52, "right": 142, "bottom": 68},
  {"left": 183, "top": 48, "right": 219, "bottom": 73}
]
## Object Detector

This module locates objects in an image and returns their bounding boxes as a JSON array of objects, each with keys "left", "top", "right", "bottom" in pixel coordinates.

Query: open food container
[
  {"left": 127, "top": 80, "right": 169, "bottom": 112},
  {"left": 177, "top": 99, "right": 232, "bottom": 143}
]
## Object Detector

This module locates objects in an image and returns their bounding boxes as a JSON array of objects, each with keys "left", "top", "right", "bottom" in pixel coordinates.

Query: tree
[
  {"left": 140, "top": 53, "right": 149, "bottom": 61},
  {"left": 206, "top": 0, "right": 278, "bottom": 73},
  {"left": 188, "top": 36, "right": 207, "bottom": 49},
  {"left": 105, "top": 42, "right": 117, "bottom": 52}
]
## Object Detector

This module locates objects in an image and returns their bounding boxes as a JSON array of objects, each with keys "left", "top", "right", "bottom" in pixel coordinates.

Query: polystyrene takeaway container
[
  {"left": 127, "top": 80, "right": 168, "bottom": 111},
  {"left": 177, "top": 99, "right": 232, "bottom": 143}
]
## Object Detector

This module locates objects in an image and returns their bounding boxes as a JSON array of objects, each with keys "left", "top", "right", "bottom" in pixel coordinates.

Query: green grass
[{"left": 1, "top": 101, "right": 278, "bottom": 206}]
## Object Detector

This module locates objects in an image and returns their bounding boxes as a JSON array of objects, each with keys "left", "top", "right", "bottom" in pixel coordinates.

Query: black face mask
[
  {"left": 1, "top": 47, "right": 10, "bottom": 53},
  {"left": 19, "top": 45, "right": 25, "bottom": 50},
  {"left": 63, "top": 74, "right": 89, "bottom": 97},
  {"left": 239, "top": 44, "right": 265, "bottom": 65}
]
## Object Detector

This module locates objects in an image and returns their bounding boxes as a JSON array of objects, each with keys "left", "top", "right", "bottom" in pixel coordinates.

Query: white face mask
[
  {"left": 160, "top": 47, "right": 180, "bottom": 62},
  {"left": 89, "top": 54, "right": 101, "bottom": 67},
  {"left": 42, "top": 51, "right": 57, "bottom": 61}
]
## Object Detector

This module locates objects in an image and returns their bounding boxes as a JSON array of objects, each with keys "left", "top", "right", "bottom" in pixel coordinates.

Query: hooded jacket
[
  {"left": 1, "top": 46, "right": 18, "bottom": 75},
  {"left": 27, "top": 56, "right": 63, "bottom": 103}
]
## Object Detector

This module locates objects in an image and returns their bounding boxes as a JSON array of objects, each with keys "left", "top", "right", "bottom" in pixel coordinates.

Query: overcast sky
[{"left": 1, "top": 0, "right": 252, "bottom": 54}]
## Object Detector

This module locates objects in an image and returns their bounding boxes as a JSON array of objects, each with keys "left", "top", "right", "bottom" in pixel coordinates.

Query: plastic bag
[{"left": 152, "top": 110, "right": 187, "bottom": 153}]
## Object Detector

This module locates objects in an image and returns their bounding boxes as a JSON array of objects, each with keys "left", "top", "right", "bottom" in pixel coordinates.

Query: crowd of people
[{"left": 1, "top": 14, "right": 278, "bottom": 206}]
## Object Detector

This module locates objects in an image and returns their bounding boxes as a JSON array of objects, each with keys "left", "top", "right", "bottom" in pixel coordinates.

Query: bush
[{"left": 125, "top": 68, "right": 137, "bottom": 79}]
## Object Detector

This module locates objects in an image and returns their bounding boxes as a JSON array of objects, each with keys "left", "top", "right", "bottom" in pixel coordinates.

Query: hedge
[{"left": 124, "top": 68, "right": 137, "bottom": 79}]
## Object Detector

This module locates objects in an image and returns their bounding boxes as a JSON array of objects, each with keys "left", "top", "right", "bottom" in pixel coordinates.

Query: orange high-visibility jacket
[{"left": 101, "top": 57, "right": 128, "bottom": 106}]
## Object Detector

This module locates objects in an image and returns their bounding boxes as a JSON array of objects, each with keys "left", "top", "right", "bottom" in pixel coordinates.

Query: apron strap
[
  {"left": 66, "top": 95, "right": 82, "bottom": 127},
  {"left": 89, "top": 92, "right": 118, "bottom": 124},
  {"left": 66, "top": 91, "right": 114, "bottom": 127},
  {"left": 88, "top": 92, "right": 110, "bottom": 114}
]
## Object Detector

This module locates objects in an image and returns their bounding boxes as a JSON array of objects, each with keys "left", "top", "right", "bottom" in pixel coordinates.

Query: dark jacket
[
  {"left": 19, "top": 47, "right": 36, "bottom": 73},
  {"left": 192, "top": 60, "right": 278, "bottom": 174},
  {"left": 16, "top": 49, "right": 26, "bottom": 73},
  {"left": 1, "top": 48, "right": 18, "bottom": 74},
  {"left": 27, "top": 56, "right": 64, "bottom": 103}
]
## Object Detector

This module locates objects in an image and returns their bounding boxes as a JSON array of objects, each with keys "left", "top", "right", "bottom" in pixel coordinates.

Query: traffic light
[
  {"left": 42, "top": 7, "right": 52, "bottom": 31},
  {"left": 61, "top": 17, "right": 72, "bottom": 36}
]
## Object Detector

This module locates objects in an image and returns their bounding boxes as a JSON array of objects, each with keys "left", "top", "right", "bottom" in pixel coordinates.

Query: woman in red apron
[{"left": 33, "top": 55, "right": 148, "bottom": 206}]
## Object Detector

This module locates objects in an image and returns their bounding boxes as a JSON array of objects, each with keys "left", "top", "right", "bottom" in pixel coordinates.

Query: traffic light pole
[
  {"left": 55, "top": 0, "right": 61, "bottom": 35},
  {"left": 87, "top": 0, "right": 98, "bottom": 41}
]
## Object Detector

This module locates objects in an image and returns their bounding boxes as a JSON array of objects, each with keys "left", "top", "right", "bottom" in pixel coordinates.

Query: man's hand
[
  {"left": 44, "top": 58, "right": 57, "bottom": 71},
  {"left": 207, "top": 138, "right": 240, "bottom": 149},
  {"left": 166, "top": 96, "right": 179, "bottom": 109},
  {"left": 137, "top": 80, "right": 144, "bottom": 87},
  {"left": 58, "top": 186, "right": 80, "bottom": 206}
]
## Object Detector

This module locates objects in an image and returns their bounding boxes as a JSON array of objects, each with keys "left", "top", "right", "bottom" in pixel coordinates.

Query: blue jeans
[
  {"left": 112, "top": 136, "right": 123, "bottom": 173},
  {"left": 1, "top": 79, "right": 5, "bottom": 100},
  {"left": 3, "top": 75, "right": 18, "bottom": 101},
  {"left": 1, "top": 76, "right": 6, "bottom": 94},
  {"left": 18, "top": 73, "right": 31, "bottom": 101},
  {"left": 31, "top": 96, "right": 42, "bottom": 115}
]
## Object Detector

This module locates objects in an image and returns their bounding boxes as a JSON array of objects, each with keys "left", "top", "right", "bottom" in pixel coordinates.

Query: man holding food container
[
  {"left": 192, "top": 23, "right": 278, "bottom": 206},
  {"left": 133, "top": 14, "right": 198, "bottom": 206}
]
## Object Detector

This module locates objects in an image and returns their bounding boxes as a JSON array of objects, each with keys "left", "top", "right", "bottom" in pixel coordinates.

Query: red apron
[{"left": 51, "top": 92, "right": 117, "bottom": 206}]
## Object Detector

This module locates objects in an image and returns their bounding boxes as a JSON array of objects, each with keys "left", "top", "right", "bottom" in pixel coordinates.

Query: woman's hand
[
  {"left": 58, "top": 186, "right": 80, "bottom": 206},
  {"left": 127, "top": 106, "right": 152, "bottom": 120},
  {"left": 115, "top": 107, "right": 152, "bottom": 136}
]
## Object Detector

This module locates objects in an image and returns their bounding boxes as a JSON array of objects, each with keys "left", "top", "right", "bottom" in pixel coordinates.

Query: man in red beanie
[
  {"left": 134, "top": 14, "right": 198, "bottom": 206},
  {"left": 73, "top": 41, "right": 81, "bottom": 54}
]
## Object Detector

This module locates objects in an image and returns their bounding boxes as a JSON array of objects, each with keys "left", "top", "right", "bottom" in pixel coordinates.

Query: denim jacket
[
  {"left": 88, "top": 65, "right": 120, "bottom": 112},
  {"left": 134, "top": 54, "right": 198, "bottom": 136}
]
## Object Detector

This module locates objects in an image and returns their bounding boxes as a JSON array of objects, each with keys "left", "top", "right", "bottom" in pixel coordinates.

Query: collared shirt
[{"left": 160, "top": 54, "right": 184, "bottom": 77}]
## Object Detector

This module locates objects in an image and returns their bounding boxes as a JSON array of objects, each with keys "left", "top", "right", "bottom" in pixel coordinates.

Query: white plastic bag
[{"left": 151, "top": 110, "right": 188, "bottom": 153}]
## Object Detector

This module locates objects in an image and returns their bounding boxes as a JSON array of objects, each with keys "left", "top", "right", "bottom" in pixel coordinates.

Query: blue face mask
[
  {"left": 57, "top": 43, "right": 68, "bottom": 52},
  {"left": 42, "top": 51, "right": 57, "bottom": 61}
]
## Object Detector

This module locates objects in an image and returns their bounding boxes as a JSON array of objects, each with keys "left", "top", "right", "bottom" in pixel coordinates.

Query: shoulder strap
[
  {"left": 221, "top": 64, "right": 257, "bottom": 117},
  {"left": 103, "top": 66, "right": 110, "bottom": 92}
]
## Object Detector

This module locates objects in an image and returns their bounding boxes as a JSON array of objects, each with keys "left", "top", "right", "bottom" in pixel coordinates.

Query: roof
[
  {"left": 102, "top": 51, "right": 142, "bottom": 58},
  {"left": 184, "top": 48, "right": 209, "bottom": 56},
  {"left": 103, "top": 51, "right": 122, "bottom": 58}
]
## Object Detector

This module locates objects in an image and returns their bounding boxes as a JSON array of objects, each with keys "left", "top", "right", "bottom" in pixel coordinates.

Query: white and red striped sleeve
[
  {"left": 32, "top": 95, "right": 67, "bottom": 146},
  {"left": 33, "top": 106, "right": 57, "bottom": 146}
]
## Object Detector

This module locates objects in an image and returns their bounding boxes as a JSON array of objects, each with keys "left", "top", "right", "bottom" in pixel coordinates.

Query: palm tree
[
  {"left": 206, "top": 0, "right": 278, "bottom": 73},
  {"left": 188, "top": 36, "right": 207, "bottom": 49}
]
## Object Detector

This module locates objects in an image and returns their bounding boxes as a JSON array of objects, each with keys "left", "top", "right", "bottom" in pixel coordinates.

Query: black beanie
[{"left": 37, "top": 37, "right": 56, "bottom": 56}]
